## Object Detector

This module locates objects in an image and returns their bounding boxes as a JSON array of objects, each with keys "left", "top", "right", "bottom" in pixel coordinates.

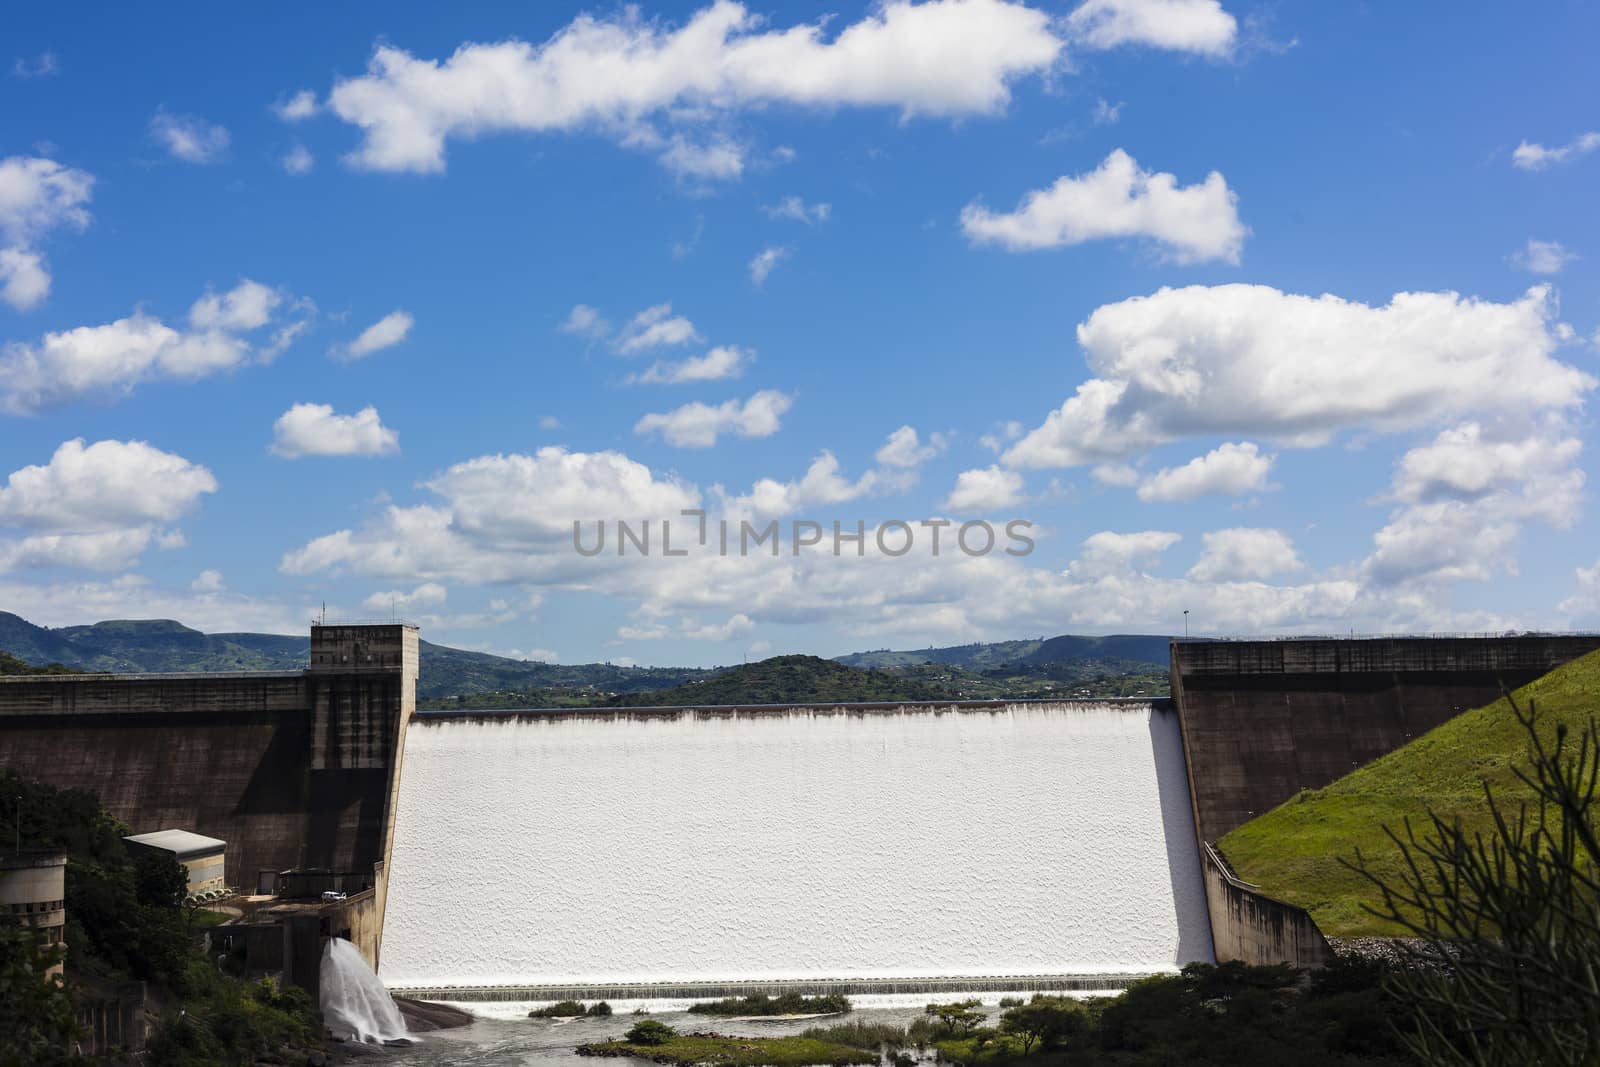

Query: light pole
[{"left": 1183, "top": 610, "right": 1190, "bottom": 639}]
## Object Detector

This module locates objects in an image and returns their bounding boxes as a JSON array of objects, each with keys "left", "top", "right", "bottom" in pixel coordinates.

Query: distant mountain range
[{"left": 0, "top": 612, "right": 1172, "bottom": 703}]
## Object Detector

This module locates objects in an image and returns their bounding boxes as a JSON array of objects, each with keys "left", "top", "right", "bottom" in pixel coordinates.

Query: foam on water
[{"left": 381, "top": 702, "right": 1212, "bottom": 989}]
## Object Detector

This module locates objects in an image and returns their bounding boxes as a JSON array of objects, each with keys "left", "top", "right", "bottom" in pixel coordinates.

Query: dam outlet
[{"left": 378, "top": 700, "right": 1214, "bottom": 996}]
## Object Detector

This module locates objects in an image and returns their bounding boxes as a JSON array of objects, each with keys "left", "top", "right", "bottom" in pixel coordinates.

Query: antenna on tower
[{"left": 320, "top": 601, "right": 326, "bottom": 626}]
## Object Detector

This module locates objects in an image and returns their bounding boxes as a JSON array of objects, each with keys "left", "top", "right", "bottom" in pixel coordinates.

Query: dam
[{"left": 378, "top": 700, "right": 1213, "bottom": 997}]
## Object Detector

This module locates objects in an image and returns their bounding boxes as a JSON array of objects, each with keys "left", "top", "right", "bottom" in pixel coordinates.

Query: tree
[
  {"left": 1350, "top": 693, "right": 1600, "bottom": 1066},
  {"left": 999, "top": 996, "right": 1085, "bottom": 1053},
  {"left": 0, "top": 924, "right": 81, "bottom": 1067},
  {"left": 924, "top": 999, "right": 986, "bottom": 1037}
]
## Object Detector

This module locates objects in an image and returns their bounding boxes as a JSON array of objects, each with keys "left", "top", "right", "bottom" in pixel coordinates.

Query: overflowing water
[
  {"left": 321, "top": 937, "right": 410, "bottom": 1044},
  {"left": 381, "top": 702, "right": 1212, "bottom": 991}
]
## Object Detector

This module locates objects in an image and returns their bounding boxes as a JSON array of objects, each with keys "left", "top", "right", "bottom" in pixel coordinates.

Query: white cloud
[
  {"left": 1512, "top": 132, "right": 1600, "bottom": 171},
  {"left": 1066, "top": 0, "right": 1237, "bottom": 56},
  {"left": 629, "top": 344, "right": 750, "bottom": 384},
  {"left": 961, "top": 149, "right": 1246, "bottom": 263},
  {"left": 281, "top": 145, "right": 314, "bottom": 175},
  {"left": 1072, "top": 529, "right": 1182, "bottom": 576},
  {"left": 0, "top": 155, "right": 94, "bottom": 311},
  {"left": 190, "top": 280, "right": 282, "bottom": 331},
  {"left": 362, "top": 582, "right": 448, "bottom": 613},
  {"left": 323, "top": 0, "right": 1064, "bottom": 174},
  {"left": 274, "top": 90, "right": 320, "bottom": 121},
  {"left": 1560, "top": 561, "right": 1600, "bottom": 620},
  {"left": 1364, "top": 418, "right": 1584, "bottom": 587},
  {"left": 1136, "top": 441, "right": 1273, "bottom": 501},
  {"left": 0, "top": 574, "right": 310, "bottom": 634},
  {"left": 619, "top": 612, "right": 754, "bottom": 641},
  {"left": 1188, "top": 527, "right": 1302, "bottom": 582},
  {"left": 749, "top": 245, "right": 788, "bottom": 285},
  {"left": 0, "top": 248, "right": 50, "bottom": 310},
  {"left": 944, "top": 466, "right": 1025, "bottom": 510},
  {"left": 271, "top": 403, "right": 400, "bottom": 458},
  {"left": 722, "top": 452, "right": 879, "bottom": 518},
  {"left": 191, "top": 569, "right": 225, "bottom": 593},
  {"left": 0, "top": 438, "right": 216, "bottom": 530},
  {"left": 1091, "top": 463, "right": 1140, "bottom": 487},
  {"left": 616, "top": 303, "right": 699, "bottom": 354},
  {"left": 0, "top": 156, "right": 93, "bottom": 243},
  {"left": 338, "top": 309, "right": 413, "bottom": 359},
  {"left": 1510, "top": 238, "right": 1577, "bottom": 274},
  {"left": 659, "top": 136, "right": 744, "bottom": 180},
  {"left": 765, "top": 196, "right": 831, "bottom": 224},
  {"left": 561, "top": 304, "right": 610, "bottom": 340},
  {"left": 876, "top": 426, "right": 947, "bottom": 468},
  {"left": 149, "top": 109, "right": 230, "bottom": 164},
  {"left": 0, "top": 279, "right": 307, "bottom": 413},
  {"left": 1092, "top": 97, "right": 1123, "bottom": 125},
  {"left": 539, "top": 415, "right": 562, "bottom": 430},
  {"left": 1004, "top": 284, "right": 1593, "bottom": 469},
  {"left": 12, "top": 52, "right": 59, "bottom": 79},
  {"left": 634, "top": 389, "right": 792, "bottom": 448},
  {"left": 0, "top": 438, "right": 215, "bottom": 573}
]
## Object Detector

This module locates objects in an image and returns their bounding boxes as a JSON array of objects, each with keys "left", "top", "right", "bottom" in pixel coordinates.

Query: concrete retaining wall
[{"left": 1201, "top": 844, "right": 1331, "bottom": 970}]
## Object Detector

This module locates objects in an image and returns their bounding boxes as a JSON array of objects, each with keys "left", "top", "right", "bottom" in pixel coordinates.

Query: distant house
[{"left": 124, "top": 830, "right": 226, "bottom": 896}]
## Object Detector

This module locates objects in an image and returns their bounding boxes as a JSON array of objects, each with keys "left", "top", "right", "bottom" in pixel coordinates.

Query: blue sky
[{"left": 2, "top": 0, "right": 1598, "bottom": 666}]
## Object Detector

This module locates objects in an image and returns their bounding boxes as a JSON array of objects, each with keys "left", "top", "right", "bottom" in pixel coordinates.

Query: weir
[{"left": 378, "top": 699, "right": 1214, "bottom": 997}]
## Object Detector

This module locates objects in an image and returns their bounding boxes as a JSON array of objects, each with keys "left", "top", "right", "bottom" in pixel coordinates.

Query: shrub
[
  {"left": 587, "top": 1001, "right": 614, "bottom": 1016},
  {"left": 625, "top": 1019, "right": 677, "bottom": 1046},
  {"left": 530, "top": 1000, "right": 589, "bottom": 1018}
]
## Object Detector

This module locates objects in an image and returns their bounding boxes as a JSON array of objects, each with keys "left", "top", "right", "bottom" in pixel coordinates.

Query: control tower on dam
[{"left": 379, "top": 697, "right": 1215, "bottom": 999}]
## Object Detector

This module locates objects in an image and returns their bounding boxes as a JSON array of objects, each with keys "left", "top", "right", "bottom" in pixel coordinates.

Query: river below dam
[{"left": 373, "top": 996, "right": 1106, "bottom": 1067}]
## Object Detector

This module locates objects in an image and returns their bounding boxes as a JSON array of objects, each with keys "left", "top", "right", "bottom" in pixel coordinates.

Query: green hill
[
  {"left": 833, "top": 633, "right": 1170, "bottom": 670},
  {"left": 616, "top": 655, "right": 952, "bottom": 707},
  {"left": 1218, "top": 648, "right": 1600, "bottom": 938}
]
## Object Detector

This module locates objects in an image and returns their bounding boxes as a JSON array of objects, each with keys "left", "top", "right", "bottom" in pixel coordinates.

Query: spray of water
[{"left": 320, "top": 937, "right": 410, "bottom": 1044}]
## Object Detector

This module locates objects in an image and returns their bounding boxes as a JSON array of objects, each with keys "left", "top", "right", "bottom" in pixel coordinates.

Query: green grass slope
[{"left": 1218, "top": 648, "right": 1600, "bottom": 938}]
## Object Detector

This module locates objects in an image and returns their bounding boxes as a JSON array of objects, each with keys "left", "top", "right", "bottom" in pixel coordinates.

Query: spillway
[{"left": 379, "top": 701, "right": 1213, "bottom": 994}]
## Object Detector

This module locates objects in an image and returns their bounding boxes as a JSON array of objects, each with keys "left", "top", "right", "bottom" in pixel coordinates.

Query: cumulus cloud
[
  {"left": 1560, "top": 561, "right": 1600, "bottom": 620},
  {"left": 615, "top": 303, "right": 698, "bottom": 354},
  {"left": 628, "top": 344, "right": 750, "bottom": 384},
  {"left": 0, "top": 155, "right": 94, "bottom": 311},
  {"left": 1510, "top": 238, "right": 1577, "bottom": 274},
  {"left": 961, "top": 149, "right": 1245, "bottom": 263},
  {"left": 634, "top": 389, "right": 792, "bottom": 447},
  {"left": 337, "top": 309, "right": 413, "bottom": 359},
  {"left": 1188, "top": 527, "right": 1302, "bottom": 582},
  {"left": 1363, "top": 418, "right": 1584, "bottom": 587},
  {"left": 149, "top": 109, "right": 230, "bottom": 164},
  {"left": 561, "top": 304, "right": 610, "bottom": 340},
  {"left": 875, "top": 426, "right": 947, "bottom": 468},
  {"left": 0, "top": 248, "right": 50, "bottom": 310},
  {"left": 1512, "top": 132, "right": 1600, "bottom": 171},
  {"left": 271, "top": 403, "right": 400, "bottom": 458},
  {"left": 274, "top": 90, "right": 320, "bottom": 121},
  {"left": 1004, "top": 284, "right": 1592, "bottom": 469},
  {"left": 1066, "top": 0, "right": 1237, "bottom": 56},
  {"left": 749, "top": 245, "right": 788, "bottom": 285},
  {"left": 362, "top": 582, "right": 448, "bottom": 613},
  {"left": 944, "top": 466, "right": 1025, "bottom": 510},
  {"left": 0, "top": 279, "right": 308, "bottom": 413},
  {"left": 1136, "top": 441, "right": 1273, "bottom": 501},
  {"left": 1071, "top": 529, "right": 1181, "bottom": 576},
  {"left": 191, "top": 569, "right": 225, "bottom": 593},
  {"left": 281, "top": 145, "right": 314, "bottom": 175},
  {"left": 765, "top": 196, "right": 831, "bottom": 224},
  {"left": 322, "top": 0, "right": 1064, "bottom": 174},
  {"left": 721, "top": 452, "right": 879, "bottom": 518},
  {"left": 659, "top": 136, "right": 745, "bottom": 180},
  {"left": 0, "top": 438, "right": 216, "bottom": 572}
]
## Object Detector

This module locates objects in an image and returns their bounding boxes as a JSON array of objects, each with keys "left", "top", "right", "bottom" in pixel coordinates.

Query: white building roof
[{"left": 124, "top": 829, "right": 226, "bottom": 860}]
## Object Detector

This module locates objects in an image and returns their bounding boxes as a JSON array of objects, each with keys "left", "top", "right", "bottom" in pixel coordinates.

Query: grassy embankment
[{"left": 1219, "top": 647, "right": 1600, "bottom": 937}]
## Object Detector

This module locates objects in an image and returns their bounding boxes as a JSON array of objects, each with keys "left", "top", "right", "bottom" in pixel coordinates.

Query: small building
[
  {"left": 124, "top": 830, "right": 227, "bottom": 896},
  {"left": 0, "top": 850, "right": 67, "bottom": 978}
]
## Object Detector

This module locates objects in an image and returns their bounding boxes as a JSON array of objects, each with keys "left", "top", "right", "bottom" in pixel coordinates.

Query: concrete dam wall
[
  {"left": 0, "top": 625, "right": 417, "bottom": 911},
  {"left": 1171, "top": 634, "right": 1600, "bottom": 843},
  {"left": 378, "top": 700, "right": 1214, "bottom": 995}
]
